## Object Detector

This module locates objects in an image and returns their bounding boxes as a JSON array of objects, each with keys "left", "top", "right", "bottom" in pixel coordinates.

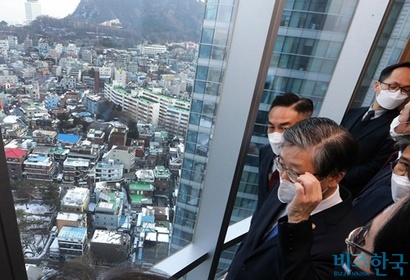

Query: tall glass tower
[{"left": 170, "top": 0, "right": 237, "bottom": 252}]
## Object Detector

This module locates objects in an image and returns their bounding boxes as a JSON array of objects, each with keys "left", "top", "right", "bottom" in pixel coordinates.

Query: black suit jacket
[
  {"left": 255, "top": 144, "right": 276, "bottom": 215},
  {"left": 226, "top": 187, "right": 359, "bottom": 280},
  {"left": 352, "top": 165, "right": 394, "bottom": 225},
  {"left": 340, "top": 107, "right": 398, "bottom": 197}
]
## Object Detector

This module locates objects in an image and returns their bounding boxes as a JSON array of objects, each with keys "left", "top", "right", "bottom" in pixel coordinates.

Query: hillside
[{"left": 68, "top": 0, "right": 205, "bottom": 43}]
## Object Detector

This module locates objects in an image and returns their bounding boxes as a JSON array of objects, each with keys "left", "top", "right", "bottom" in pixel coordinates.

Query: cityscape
[{"left": 0, "top": 1, "right": 202, "bottom": 278}]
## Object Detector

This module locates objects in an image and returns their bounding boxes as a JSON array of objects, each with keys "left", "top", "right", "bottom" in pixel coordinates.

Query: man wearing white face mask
[
  {"left": 256, "top": 92, "right": 313, "bottom": 213},
  {"left": 390, "top": 98, "right": 410, "bottom": 138},
  {"left": 353, "top": 135, "right": 410, "bottom": 225},
  {"left": 341, "top": 61, "right": 410, "bottom": 198},
  {"left": 226, "top": 118, "right": 360, "bottom": 280}
]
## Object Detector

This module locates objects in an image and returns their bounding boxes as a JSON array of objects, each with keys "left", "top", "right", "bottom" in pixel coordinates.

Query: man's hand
[
  {"left": 287, "top": 172, "right": 323, "bottom": 223},
  {"left": 395, "top": 101, "right": 410, "bottom": 134}
]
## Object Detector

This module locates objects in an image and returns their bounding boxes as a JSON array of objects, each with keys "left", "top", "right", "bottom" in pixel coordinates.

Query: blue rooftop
[
  {"left": 57, "top": 133, "right": 82, "bottom": 144},
  {"left": 141, "top": 216, "right": 155, "bottom": 223},
  {"left": 58, "top": 226, "right": 87, "bottom": 240},
  {"left": 27, "top": 155, "right": 48, "bottom": 162}
]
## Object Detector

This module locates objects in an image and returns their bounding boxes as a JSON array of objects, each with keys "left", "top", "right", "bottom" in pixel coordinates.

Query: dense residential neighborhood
[{"left": 0, "top": 34, "right": 196, "bottom": 275}]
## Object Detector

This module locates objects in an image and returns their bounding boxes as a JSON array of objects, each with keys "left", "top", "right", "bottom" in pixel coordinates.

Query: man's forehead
[
  {"left": 386, "top": 67, "right": 410, "bottom": 84},
  {"left": 269, "top": 107, "right": 303, "bottom": 121},
  {"left": 400, "top": 145, "right": 410, "bottom": 159},
  {"left": 280, "top": 146, "right": 313, "bottom": 166}
]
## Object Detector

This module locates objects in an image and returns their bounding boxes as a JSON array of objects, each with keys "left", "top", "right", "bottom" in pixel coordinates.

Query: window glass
[
  {"left": 205, "top": 5, "right": 218, "bottom": 20},
  {"left": 202, "top": 28, "right": 215, "bottom": 44}
]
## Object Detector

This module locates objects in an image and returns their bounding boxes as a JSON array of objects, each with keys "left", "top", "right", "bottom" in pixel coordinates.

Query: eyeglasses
[
  {"left": 390, "top": 159, "right": 410, "bottom": 179},
  {"left": 379, "top": 82, "right": 410, "bottom": 95},
  {"left": 274, "top": 156, "right": 301, "bottom": 183},
  {"left": 345, "top": 223, "right": 373, "bottom": 257}
]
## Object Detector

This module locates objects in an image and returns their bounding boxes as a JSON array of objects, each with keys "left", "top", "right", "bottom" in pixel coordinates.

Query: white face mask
[
  {"left": 376, "top": 89, "right": 407, "bottom": 110},
  {"left": 389, "top": 116, "right": 401, "bottom": 138},
  {"left": 391, "top": 172, "right": 410, "bottom": 202},
  {"left": 268, "top": 132, "right": 283, "bottom": 155},
  {"left": 277, "top": 178, "right": 296, "bottom": 203},
  {"left": 277, "top": 178, "right": 329, "bottom": 204}
]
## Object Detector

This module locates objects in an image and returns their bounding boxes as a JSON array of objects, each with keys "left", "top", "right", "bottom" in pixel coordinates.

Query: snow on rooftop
[
  {"left": 57, "top": 212, "right": 83, "bottom": 221},
  {"left": 62, "top": 187, "right": 89, "bottom": 206},
  {"left": 58, "top": 226, "right": 87, "bottom": 241},
  {"left": 91, "top": 229, "right": 124, "bottom": 245}
]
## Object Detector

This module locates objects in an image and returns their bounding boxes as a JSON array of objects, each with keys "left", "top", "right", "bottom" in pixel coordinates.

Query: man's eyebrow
[
  {"left": 399, "top": 155, "right": 410, "bottom": 164},
  {"left": 268, "top": 121, "right": 292, "bottom": 126},
  {"left": 278, "top": 156, "right": 302, "bottom": 169}
]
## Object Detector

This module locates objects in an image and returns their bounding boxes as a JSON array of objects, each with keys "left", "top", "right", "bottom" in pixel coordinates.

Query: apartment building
[
  {"left": 18, "top": 104, "right": 48, "bottom": 122},
  {"left": 108, "top": 125, "right": 128, "bottom": 149},
  {"left": 57, "top": 226, "right": 88, "bottom": 258},
  {"left": 153, "top": 165, "right": 172, "bottom": 193},
  {"left": 68, "top": 142, "right": 102, "bottom": 165},
  {"left": 29, "top": 114, "right": 60, "bottom": 131},
  {"left": 93, "top": 191, "right": 124, "bottom": 230},
  {"left": 135, "top": 169, "right": 155, "bottom": 183},
  {"left": 4, "top": 148, "right": 28, "bottom": 179},
  {"left": 61, "top": 187, "right": 90, "bottom": 214},
  {"left": 103, "top": 145, "right": 136, "bottom": 172},
  {"left": 129, "top": 182, "right": 154, "bottom": 209},
  {"left": 56, "top": 212, "right": 86, "bottom": 231},
  {"left": 94, "top": 160, "right": 124, "bottom": 182},
  {"left": 137, "top": 44, "right": 167, "bottom": 55},
  {"left": 1, "top": 115, "right": 27, "bottom": 139},
  {"left": 32, "top": 130, "right": 57, "bottom": 145},
  {"left": 23, "top": 154, "right": 56, "bottom": 181},
  {"left": 25, "top": 0, "right": 42, "bottom": 23},
  {"left": 104, "top": 84, "right": 139, "bottom": 120},
  {"left": 0, "top": 70, "right": 18, "bottom": 85},
  {"left": 43, "top": 94, "right": 60, "bottom": 110},
  {"left": 104, "top": 85, "right": 190, "bottom": 135},
  {"left": 90, "top": 230, "right": 129, "bottom": 263},
  {"left": 86, "top": 129, "right": 105, "bottom": 145},
  {"left": 62, "top": 157, "right": 90, "bottom": 185}
]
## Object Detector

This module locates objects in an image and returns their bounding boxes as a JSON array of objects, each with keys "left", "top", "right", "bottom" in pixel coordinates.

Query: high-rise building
[{"left": 25, "top": 0, "right": 42, "bottom": 24}]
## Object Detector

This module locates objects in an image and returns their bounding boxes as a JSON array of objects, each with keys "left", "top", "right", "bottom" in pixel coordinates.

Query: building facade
[
  {"left": 94, "top": 160, "right": 124, "bottom": 182},
  {"left": 25, "top": 0, "right": 42, "bottom": 24}
]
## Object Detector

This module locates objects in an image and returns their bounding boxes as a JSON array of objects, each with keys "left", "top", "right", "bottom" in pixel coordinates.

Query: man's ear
[
  {"left": 373, "top": 81, "right": 380, "bottom": 94},
  {"left": 328, "top": 172, "right": 345, "bottom": 187}
]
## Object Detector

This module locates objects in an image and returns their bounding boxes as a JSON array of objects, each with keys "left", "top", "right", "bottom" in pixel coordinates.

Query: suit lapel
[
  {"left": 355, "top": 110, "right": 398, "bottom": 140},
  {"left": 245, "top": 188, "right": 286, "bottom": 256},
  {"left": 342, "top": 108, "right": 367, "bottom": 130},
  {"left": 355, "top": 166, "right": 391, "bottom": 198}
]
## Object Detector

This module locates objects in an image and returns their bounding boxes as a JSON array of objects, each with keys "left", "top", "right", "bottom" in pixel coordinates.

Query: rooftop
[
  {"left": 129, "top": 182, "right": 154, "bottom": 191},
  {"left": 4, "top": 148, "right": 28, "bottom": 158},
  {"left": 91, "top": 230, "right": 127, "bottom": 245},
  {"left": 57, "top": 212, "right": 83, "bottom": 222},
  {"left": 58, "top": 226, "right": 87, "bottom": 241},
  {"left": 62, "top": 187, "right": 90, "bottom": 206},
  {"left": 57, "top": 133, "right": 82, "bottom": 144},
  {"left": 130, "top": 194, "right": 153, "bottom": 205}
]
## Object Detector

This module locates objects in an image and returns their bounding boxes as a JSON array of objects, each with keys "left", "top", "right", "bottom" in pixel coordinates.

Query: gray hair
[
  {"left": 394, "top": 134, "right": 410, "bottom": 152},
  {"left": 282, "top": 117, "right": 358, "bottom": 178}
]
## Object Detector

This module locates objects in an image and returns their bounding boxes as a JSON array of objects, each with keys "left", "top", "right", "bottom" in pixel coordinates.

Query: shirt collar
[
  {"left": 310, "top": 185, "right": 342, "bottom": 216},
  {"left": 368, "top": 106, "right": 386, "bottom": 119}
]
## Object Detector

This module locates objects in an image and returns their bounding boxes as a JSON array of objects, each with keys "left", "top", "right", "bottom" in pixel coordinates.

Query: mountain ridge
[{"left": 67, "top": 0, "right": 205, "bottom": 43}]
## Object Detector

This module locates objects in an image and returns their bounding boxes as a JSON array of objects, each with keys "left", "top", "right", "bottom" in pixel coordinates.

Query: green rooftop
[
  {"left": 129, "top": 182, "right": 154, "bottom": 191},
  {"left": 130, "top": 194, "right": 153, "bottom": 205}
]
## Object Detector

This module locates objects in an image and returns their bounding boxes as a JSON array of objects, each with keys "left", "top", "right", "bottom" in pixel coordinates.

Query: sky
[{"left": 1, "top": 0, "right": 81, "bottom": 25}]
